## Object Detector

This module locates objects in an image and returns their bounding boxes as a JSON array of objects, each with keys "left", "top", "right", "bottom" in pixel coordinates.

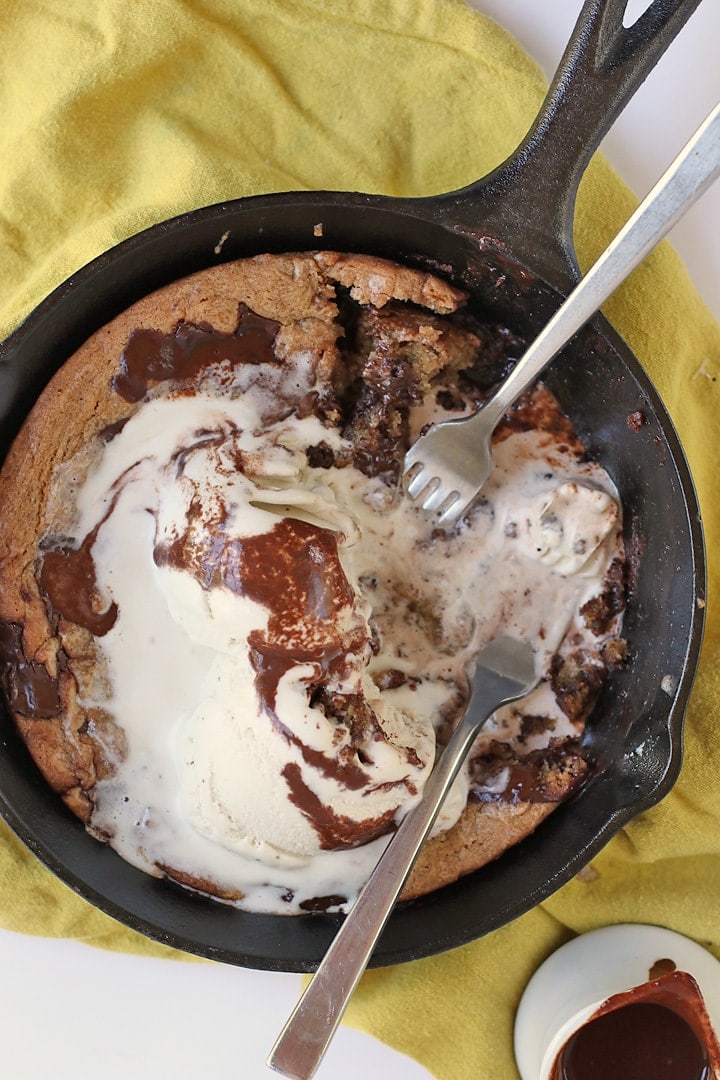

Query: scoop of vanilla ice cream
[
  {"left": 516, "top": 481, "right": 620, "bottom": 577},
  {"left": 178, "top": 660, "right": 434, "bottom": 863},
  {"left": 80, "top": 391, "right": 436, "bottom": 871}
]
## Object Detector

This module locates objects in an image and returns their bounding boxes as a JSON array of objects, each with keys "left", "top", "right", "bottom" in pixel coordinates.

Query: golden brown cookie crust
[{"left": 401, "top": 801, "right": 558, "bottom": 901}]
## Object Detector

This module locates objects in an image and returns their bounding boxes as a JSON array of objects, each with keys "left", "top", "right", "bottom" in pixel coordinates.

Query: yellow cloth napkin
[{"left": 1, "top": 1, "right": 719, "bottom": 1077}]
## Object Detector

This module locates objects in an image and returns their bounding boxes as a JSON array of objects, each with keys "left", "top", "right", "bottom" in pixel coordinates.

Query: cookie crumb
[
  {"left": 214, "top": 230, "right": 230, "bottom": 255},
  {"left": 661, "top": 674, "right": 677, "bottom": 696}
]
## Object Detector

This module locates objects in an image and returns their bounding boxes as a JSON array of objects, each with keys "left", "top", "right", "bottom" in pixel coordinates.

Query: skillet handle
[{"left": 435, "top": 0, "right": 703, "bottom": 292}]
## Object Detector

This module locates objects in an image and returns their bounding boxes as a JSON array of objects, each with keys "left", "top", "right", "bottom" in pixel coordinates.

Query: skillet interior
[{"left": 0, "top": 192, "right": 705, "bottom": 970}]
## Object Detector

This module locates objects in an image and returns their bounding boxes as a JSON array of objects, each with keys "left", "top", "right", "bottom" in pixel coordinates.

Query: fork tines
[{"left": 403, "top": 460, "right": 466, "bottom": 528}]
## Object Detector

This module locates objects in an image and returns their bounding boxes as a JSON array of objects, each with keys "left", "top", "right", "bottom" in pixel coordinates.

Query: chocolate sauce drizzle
[
  {"left": 281, "top": 761, "right": 396, "bottom": 849},
  {"left": 155, "top": 516, "right": 370, "bottom": 742},
  {"left": 112, "top": 305, "right": 281, "bottom": 402},
  {"left": 39, "top": 518, "right": 118, "bottom": 637},
  {"left": 154, "top": 513, "right": 391, "bottom": 841}
]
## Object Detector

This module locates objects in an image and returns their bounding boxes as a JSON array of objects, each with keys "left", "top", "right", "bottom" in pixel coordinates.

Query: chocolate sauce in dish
[{"left": 551, "top": 971, "right": 720, "bottom": 1080}]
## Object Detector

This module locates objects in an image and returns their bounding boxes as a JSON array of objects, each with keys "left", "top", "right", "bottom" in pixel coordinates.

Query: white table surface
[{"left": 1, "top": 4, "right": 718, "bottom": 1079}]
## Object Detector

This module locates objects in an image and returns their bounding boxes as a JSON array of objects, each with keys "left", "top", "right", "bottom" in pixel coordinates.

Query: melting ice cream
[{"left": 44, "top": 357, "right": 623, "bottom": 912}]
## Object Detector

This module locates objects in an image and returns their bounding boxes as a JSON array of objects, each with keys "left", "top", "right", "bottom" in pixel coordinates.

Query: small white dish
[{"left": 513, "top": 923, "right": 720, "bottom": 1080}]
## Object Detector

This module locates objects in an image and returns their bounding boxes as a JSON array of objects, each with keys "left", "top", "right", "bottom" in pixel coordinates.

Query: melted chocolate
[
  {"left": 248, "top": 641, "right": 370, "bottom": 790},
  {"left": 237, "top": 518, "right": 357, "bottom": 634},
  {"left": 469, "top": 742, "right": 587, "bottom": 803},
  {"left": 493, "top": 385, "right": 584, "bottom": 451},
  {"left": 282, "top": 761, "right": 396, "bottom": 849},
  {"left": 299, "top": 893, "right": 348, "bottom": 913},
  {"left": 98, "top": 417, "right": 130, "bottom": 442},
  {"left": 0, "top": 621, "right": 62, "bottom": 718},
  {"left": 373, "top": 668, "right": 411, "bottom": 691},
  {"left": 39, "top": 518, "right": 118, "bottom": 637},
  {"left": 552, "top": 971, "right": 720, "bottom": 1080},
  {"left": 155, "top": 515, "right": 365, "bottom": 714},
  {"left": 112, "top": 305, "right": 281, "bottom": 402},
  {"left": 154, "top": 512, "right": 397, "bottom": 844}
]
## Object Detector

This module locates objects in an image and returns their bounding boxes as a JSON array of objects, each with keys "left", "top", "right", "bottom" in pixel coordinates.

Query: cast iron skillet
[{"left": 0, "top": 0, "right": 707, "bottom": 972}]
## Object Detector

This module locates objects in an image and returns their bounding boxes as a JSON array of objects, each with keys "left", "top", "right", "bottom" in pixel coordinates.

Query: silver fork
[
  {"left": 404, "top": 99, "right": 720, "bottom": 530},
  {"left": 268, "top": 636, "right": 537, "bottom": 1080}
]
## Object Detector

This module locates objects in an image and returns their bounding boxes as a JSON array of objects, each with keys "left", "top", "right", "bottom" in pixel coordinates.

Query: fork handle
[
  {"left": 478, "top": 99, "right": 720, "bottom": 429},
  {"left": 267, "top": 655, "right": 533, "bottom": 1080},
  {"left": 267, "top": 716, "right": 479, "bottom": 1080}
]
